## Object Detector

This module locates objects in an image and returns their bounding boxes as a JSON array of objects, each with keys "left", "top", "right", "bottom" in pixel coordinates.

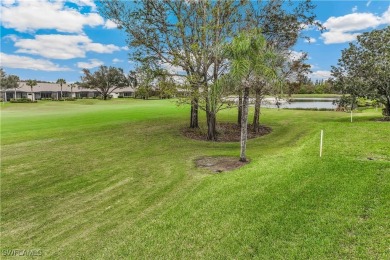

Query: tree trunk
[
  {"left": 207, "top": 111, "right": 217, "bottom": 141},
  {"left": 60, "top": 86, "right": 63, "bottom": 99},
  {"left": 240, "top": 86, "right": 250, "bottom": 162},
  {"left": 253, "top": 88, "right": 261, "bottom": 133},
  {"left": 190, "top": 97, "right": 199, "bottom": 128},
  {"left": 238, "top": 90, "right": 242, "bottom": 126},
  {"left": 383, "top": 96, "right": 390, "bottom": 117},
  {"left": 14, "top": 88, "right": 17, "bottom": 100}
]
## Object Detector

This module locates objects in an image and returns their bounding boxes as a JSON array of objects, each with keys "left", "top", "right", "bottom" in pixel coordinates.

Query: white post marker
[
  {"left": 320, "top": 130, "right": 324, "bottom": 157},
  {"left": 350, "top": 110, "right": 353, "bottom": 123}
]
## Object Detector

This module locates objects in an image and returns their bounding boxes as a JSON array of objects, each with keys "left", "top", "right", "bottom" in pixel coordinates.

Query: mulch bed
[
  {"left": 195, "top": 156, "right": 249, "bottom": 173},
  {"left": 182, "top": 123, "right": 272, "bottom": 142},
  {"left": 375, "top": 117, "right": 390, "bottom": 122}
]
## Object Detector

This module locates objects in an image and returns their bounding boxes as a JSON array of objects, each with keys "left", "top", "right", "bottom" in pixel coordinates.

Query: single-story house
[{"left": 1, "top": 82, "right": 135, "bottom": 101}]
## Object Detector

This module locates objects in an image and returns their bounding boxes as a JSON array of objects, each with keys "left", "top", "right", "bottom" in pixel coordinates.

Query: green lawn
[
  {"left": 1, "top": 99, "right": 389, "bottom": 259},
  {"left": 290, "top": 93, "right": 342, "bottom": 98}
]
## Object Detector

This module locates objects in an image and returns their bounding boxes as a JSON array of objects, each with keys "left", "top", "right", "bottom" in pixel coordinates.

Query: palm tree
[
  {"left": 56, "top": 78, "right": 66, "bottom": 99},
  {"left": 26, "top": 79, "right": 37, "bottom": 101},
  {"left": 68, "top": 82, "right": 78, "bottom": 99},
  {"left": 226, "top": 30, "right": 278, "bottom": 162},
  {"left": 8, "top": 75, "right": 20, "bottom": 100},
  {"left": 0, "top": 68, "right": 6, "bottom": 101},
  {"left": 0, "top": 70, "right": 21, "bottom": 101}
]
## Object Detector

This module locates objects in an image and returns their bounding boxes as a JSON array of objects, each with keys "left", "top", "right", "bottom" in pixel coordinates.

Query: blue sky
[{"left": 1, "top": 0, "right": 389, "bottom": 83}]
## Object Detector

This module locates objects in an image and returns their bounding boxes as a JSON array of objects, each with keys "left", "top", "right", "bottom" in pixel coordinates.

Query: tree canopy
[
  {"left": 331, "top": 26, "right": 390, "bottom": 117},
  {"left": 56, "top": 78, "right": 66, "bottom": 98},
  {"left": 80, "top": 65, "right": 129, "bottom": 100},
  {"left": 226, "top": 30, "right": 279, "bottom": 161},
  {"left": 99, "top": 0, "right": 322, "bottom": 140}
]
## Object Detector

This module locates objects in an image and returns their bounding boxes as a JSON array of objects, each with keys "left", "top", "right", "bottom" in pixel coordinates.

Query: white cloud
[
  {"left": 160, "top": 62, "right": 185, "bottom": 75},
  {"left": 324, "top": 13, "right": 382, "bottom": 32},
  {"left": 310, "top": 70, "right": 331, "bottom": 80},
  {"left": 321, "top": 7, "right": 390, "bottom": 44},
  {"left": 322, "top": 31, "right": 361, "bottom": 44},
  {"left": 67, "top": 0, "right": 97, "bottom": 10},
  {"left": 14, "top": 34, "right": 121, "bottom": 59},
  {"left": 1, "top": 0, "right": 15, "bottom": 6},
  {"left": 112, "top": 58, "right": 123, "bottom": 64},
  {"left": 0, "top": 52, "right": 71, "bottom": 71},
  {"left": 382, "top": 6, "right": 390, "bottom": 23},
  {"left": 77, "top": 59, "right": 104, "bottom": 69},
  {"left": 289, "top": 51, "right": 306, "bottom": 61},
  {"left": 2, "top": 34, "right": 19, "bottom": 42},
  {"left": 352, "top": 6, "right": 358, "bottom": 13},
  {"left": 304, "top": 37, "right": 317, "bottom": 43},
  {"left": 0, "top": 0, "right": 104, "bottom": 33},
  {"left": 104, "top": 20, "right": 118, "bottom": 29}
]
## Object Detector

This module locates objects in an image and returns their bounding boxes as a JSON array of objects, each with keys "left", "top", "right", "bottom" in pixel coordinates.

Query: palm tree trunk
[
  {"left": 238, "top": 90, "right": 242, "bottom": 126},
  {"left": 240, "top": 86, "right": 250, "bottom": 162}
]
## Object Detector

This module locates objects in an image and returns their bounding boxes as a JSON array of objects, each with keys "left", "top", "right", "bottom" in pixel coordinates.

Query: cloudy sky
[{"left": 1, "top": 0, "right": 389, "bottom": 82}]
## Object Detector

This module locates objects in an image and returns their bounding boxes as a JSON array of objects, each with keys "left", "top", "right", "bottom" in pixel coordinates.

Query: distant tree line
[{"left": 285, "top": 77, "right": 338, "bottom": 96}]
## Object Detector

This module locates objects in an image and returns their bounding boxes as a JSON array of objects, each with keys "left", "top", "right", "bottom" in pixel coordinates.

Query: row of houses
[{"left": 1, "top": 82, "right": 135, "bottom": 101}]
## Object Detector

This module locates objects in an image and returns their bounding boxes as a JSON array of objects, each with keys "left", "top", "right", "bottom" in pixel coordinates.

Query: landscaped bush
[
  {"left": 50, "top": 98, "right": 76, "bottom": 101},
  {"left": 357, "top": 97, "right": 370, "bottom": 107},
  {"left": 41, "top": 98, "right": 53, "bottom": 101},
  {"left": 10, "top": 98, "right": 37, "bottom": 103}
]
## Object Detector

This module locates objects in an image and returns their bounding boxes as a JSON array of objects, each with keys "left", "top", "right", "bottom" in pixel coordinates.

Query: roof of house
[{"left": 10, "top": 82, "right": 135, "bottom": 93}]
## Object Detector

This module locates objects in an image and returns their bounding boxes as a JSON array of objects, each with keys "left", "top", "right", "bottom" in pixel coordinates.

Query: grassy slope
[{"left": 1, "top": 99, "right": 389, "bottom": 259}]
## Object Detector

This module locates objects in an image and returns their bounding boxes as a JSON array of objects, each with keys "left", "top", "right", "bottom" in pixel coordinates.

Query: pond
[{"left": 262, "top": 97, "right": 338, "bottom": 109}]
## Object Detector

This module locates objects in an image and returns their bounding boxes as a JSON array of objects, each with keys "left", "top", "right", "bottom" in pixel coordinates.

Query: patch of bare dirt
[
  {"left": 183, "top": 123, "right": 272, "bottom": 142},
  {"left": 195, "top": 156, "right": 248, "bottom": 173}
]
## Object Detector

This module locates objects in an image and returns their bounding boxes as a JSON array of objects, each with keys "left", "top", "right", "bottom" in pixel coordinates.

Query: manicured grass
[
  {"left": 1, "top": 99, "right": 389, "bottom": 259},
  {"left": 290, "top": 94, "right": 342, "bottom": 98}
]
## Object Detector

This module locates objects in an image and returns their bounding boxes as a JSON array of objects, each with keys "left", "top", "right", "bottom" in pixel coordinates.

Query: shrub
[
  {"left": 10, "top": 98, "right": 37, "bottom": 103},
  {"left": 357, "top": 97, "right": 370, "bottom": 107}
]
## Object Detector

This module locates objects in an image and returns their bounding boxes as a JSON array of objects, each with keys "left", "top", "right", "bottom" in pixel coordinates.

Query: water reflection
[{"left": 262, "top": 98, "right": 338, "bottom": 109}]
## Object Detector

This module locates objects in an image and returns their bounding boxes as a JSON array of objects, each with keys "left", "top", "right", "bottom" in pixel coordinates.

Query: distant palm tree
[
  {"left": 8, "top": 75, "right": 20, "bottom": 99},
  {"left": 56, "top": 78, "right": 66, "bottom": 99},
  {"left": 68, "top": 82, "right": 78, "bottom": 98},
  {"left": 26, "top": 79, "right": 37, "bottom": 101}
]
